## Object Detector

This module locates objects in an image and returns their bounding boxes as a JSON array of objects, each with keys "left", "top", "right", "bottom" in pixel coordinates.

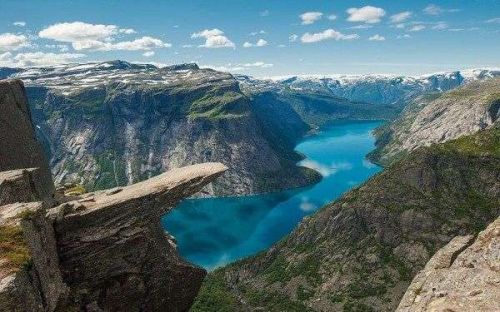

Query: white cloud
[
  {"left": 143, "top": 51, "right": 155, "bottom": 57},
  {"left": 423, "top": 4, "right": 442, "bottom": 15},
  {"left": 45, "top": 44, "right": 69, "bottom": 52},
  {"left": 256, "top": 39, "right": 267, "bottom": 46},
  {"left": 432, "top": 22, "right": 448, "bottom": 30},
  {"left": 347, "top": 6, "right": 386, "bottom": 24},
  {"left": 423, "top": 4, "right": 459, "bottom": 16},
  {"left": 0, "top": 51, "right": 85, "bottom": 67},
  {"left": 395, "top": 23, "right": 406, "bottom": 29},
  {"left": 182, "top": 44, "right": 193, "bottom": 48},
  {"left": 485, "top": 17, "right": 500, "bottom": 24},
  {"left": 13, "top": 21, "right": 26, "bottom": 27},
  {"left": 39, "top": 22, "right": 165, "bottom": 51},
  {"left": 369, "top": 34, "right": 385, "bottom": 41},
  {"left": 397, "top": 34, "right": 412, "bottom": 39},
  {"left": 327, "top": 14, "right": 337, "bottom": 21},
  {"left": 301, "top": 29, "right": 359, "bottom": 43},
  {"left": 250, "top": 30, "right": 266, "bottom": 36},
  {"left": 72, "top": 36, "right": 170, "bottom": 51},
  {"left": 243, "top": 38, "right": 268, "bottom": 48},
  {"left": 300, "top": 12, "right": 323, "bottom": 25},
  {"left": 289, "top": 34, "right": 298, "bottom": 42},
  {"left": 0, "top": 33, "right": 30, "bottom": 51},
  {"left": 0, "top": 52, "right": 13, "bottom": 66},
  {"left": 348, "top": 24, "right": 373, "bottom": 29},
  {"left": 39, "top": 22, "right": 118, "bottom": 42},
  {"left": 201, "top": 61, "right": 272, "bottom": 72},
  {"left": 390, "top": 11, "right": 412, "bottom": 23},
  {"left": 260, "top": 10, "right": 270, "bottom": 17},
  {"left": 119, "top": 28, "right": 136, "bottom": 34},
  {"left": 409, "top": 24, "right": 426, "bottom": 32},
  {"left": 277, "top": 44, "right": 286, "bottom": 48},
  {"left": 243, "top": 61, "right": 273, "bottom": 68},
  {"left": 191, "top": 28, "right": 235, "bottom": 48}
]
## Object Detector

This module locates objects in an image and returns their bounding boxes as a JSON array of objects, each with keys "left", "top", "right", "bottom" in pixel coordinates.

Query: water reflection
[{"left": 162, "top": 120, "right": 382, "bottom": 270}]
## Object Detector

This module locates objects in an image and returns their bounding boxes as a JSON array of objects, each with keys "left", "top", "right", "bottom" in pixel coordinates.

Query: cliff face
[
  {"left": 0, "top": 79, "right": 227, "bottom": 311},
  {"left": 0, "top": 80, "right": 54, "bottom": 204},
  {"left": 8, "top": 61, "right": 319, "bottom": 196},
  {"left": 192, "top": 127, "right": 500, "bottom": 312},
  {"left": 397, "top": 217, "right": 500, "bottom": 312},
  {"left": 370, "top": 78, "right": 500, "bottom": 165}
]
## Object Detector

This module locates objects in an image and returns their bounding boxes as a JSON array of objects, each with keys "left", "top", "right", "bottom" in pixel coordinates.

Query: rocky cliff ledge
[
  {"left": 397, "top": 217, "right": 500, "bottom": 312},
  {"left": 0, "top": 79, "right": 227, "bottom": 311}
]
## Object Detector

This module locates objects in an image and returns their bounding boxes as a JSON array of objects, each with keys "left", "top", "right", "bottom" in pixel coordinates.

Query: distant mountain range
[
  {"left": 1, "top": 61, "right": 498, "bottom": 195},
  {"left": 238, "top": 68, "right": 500, "bottom": 106}
]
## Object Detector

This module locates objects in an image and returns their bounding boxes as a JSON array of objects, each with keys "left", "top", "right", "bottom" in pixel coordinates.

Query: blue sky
[{"left": 0, "top": 0, "right": 499, "bottom": 76}]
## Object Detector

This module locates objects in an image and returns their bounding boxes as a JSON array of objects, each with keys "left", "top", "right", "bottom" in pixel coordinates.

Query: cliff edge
[{"left": 0, "top": 79, "right": 227, "bottom": 311}]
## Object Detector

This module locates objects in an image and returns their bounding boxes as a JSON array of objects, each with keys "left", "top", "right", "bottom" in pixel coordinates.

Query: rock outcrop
[
  {"left": 397, "top": 217, "right": 500, "bottom": 312},
  {"left": 48, "top": 163, "right": 227, "bottom": 311},
  {"left": 370, "top": 77, "right": 500, "bottom": 165},
  {"left": 0, "top": 79, "right": 228, "bottom": 311},
  {"left": 0, "top": 80, "right": 54, "bottom": 204}
]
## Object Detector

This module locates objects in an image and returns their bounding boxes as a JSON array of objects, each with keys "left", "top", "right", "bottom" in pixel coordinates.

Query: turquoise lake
[{"left": 161, "top": 120, "right": 382, "bottom": 270}]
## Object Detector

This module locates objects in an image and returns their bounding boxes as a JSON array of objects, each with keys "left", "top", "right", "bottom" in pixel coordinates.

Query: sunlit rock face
[
  {"left": 4, "top": 61, "right": 320, "bottom": 196},
  {"left": 397, "top": 217, "right": 500, "bottom": 312},
  {"left": 370, "top": 77, "right": 500, "bottom": 165}
]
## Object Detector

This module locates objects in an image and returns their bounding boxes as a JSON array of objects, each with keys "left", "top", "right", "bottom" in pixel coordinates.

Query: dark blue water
[{"left": 162, "top": 120, "right": 382, "bottom": 270}]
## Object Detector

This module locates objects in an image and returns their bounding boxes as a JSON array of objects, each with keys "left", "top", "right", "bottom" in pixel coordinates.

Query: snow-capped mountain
[{"left": 237, "top": 68, "right": 500, "bottom": 106}]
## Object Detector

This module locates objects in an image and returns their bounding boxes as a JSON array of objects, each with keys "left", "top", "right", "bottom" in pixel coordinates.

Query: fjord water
[{"left": 162, "top": 120, "right": 382, "bottom": 270}]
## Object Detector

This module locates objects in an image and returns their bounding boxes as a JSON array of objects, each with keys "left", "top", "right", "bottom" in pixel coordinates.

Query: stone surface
[
  {"left": 371, "top": 78, "right": 500, "bottom": 165},
  {"left": 397, "top": 217, "right": 500, "bottom": 312},
  {"left": 49, "top": 163, "right": 227, "bottom": 311},
  {"left": 0, "top": 79, "right": 55, "bottom": 203},
  {"left": 0, "top": 202, "right": 65, "bottom": 312},
  {"left": 0, "top": 168, "right": 50, "bottom": 206}
]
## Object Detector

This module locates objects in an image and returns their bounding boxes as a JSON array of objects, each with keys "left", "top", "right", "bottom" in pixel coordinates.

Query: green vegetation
[
  {"left": 433, "top": 127, "right": 500, "bottom": 157},
  {"left": 189, "top": 90, "right": 247, "bottom": 120},
  {"left": 296, "top": 285, "right": 314, "bottom": 301},
  {"left": 347, "top": 281, "right": 387, "bottom": 299},
  {"left": 64, "top": 184, "right": 86, "bottom": 196},
  {"left": 190, "top": 272, "right": 239, "bottom": 312},
  {"left": 344, "top": 300, "right": 375, "bottom": 312},
  {"left": 0, "top": 224, "right": 31, "bottom": 274},
  {"left": 242, "top": 287, "right": 314, "bottom": 312}
]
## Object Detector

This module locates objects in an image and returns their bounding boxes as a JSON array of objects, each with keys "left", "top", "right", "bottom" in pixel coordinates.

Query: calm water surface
[{"left": 162, "top": 120, "right": 382, "bottom": 270}]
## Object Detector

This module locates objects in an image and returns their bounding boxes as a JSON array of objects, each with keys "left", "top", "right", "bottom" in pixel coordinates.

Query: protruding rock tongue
[{"left": 47, "top": 162, "right": 227, "bottom": 311}]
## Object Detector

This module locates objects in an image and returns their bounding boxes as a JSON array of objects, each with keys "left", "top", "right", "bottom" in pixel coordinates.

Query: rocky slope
[
  {"left": 369, "top": 77, "right": 500, "bottom": 165},
  {"left": 3, "top": 61, "right": 321, "bottom": 196},
  {"left": 0, "top": 79, "right": 227, "bottom": 311},
  {"left": 397, "top": 216, "right": 500, "bottom": 312},
  {"left": 192, "top": 125, "right": 500, "bottom": 311}
]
